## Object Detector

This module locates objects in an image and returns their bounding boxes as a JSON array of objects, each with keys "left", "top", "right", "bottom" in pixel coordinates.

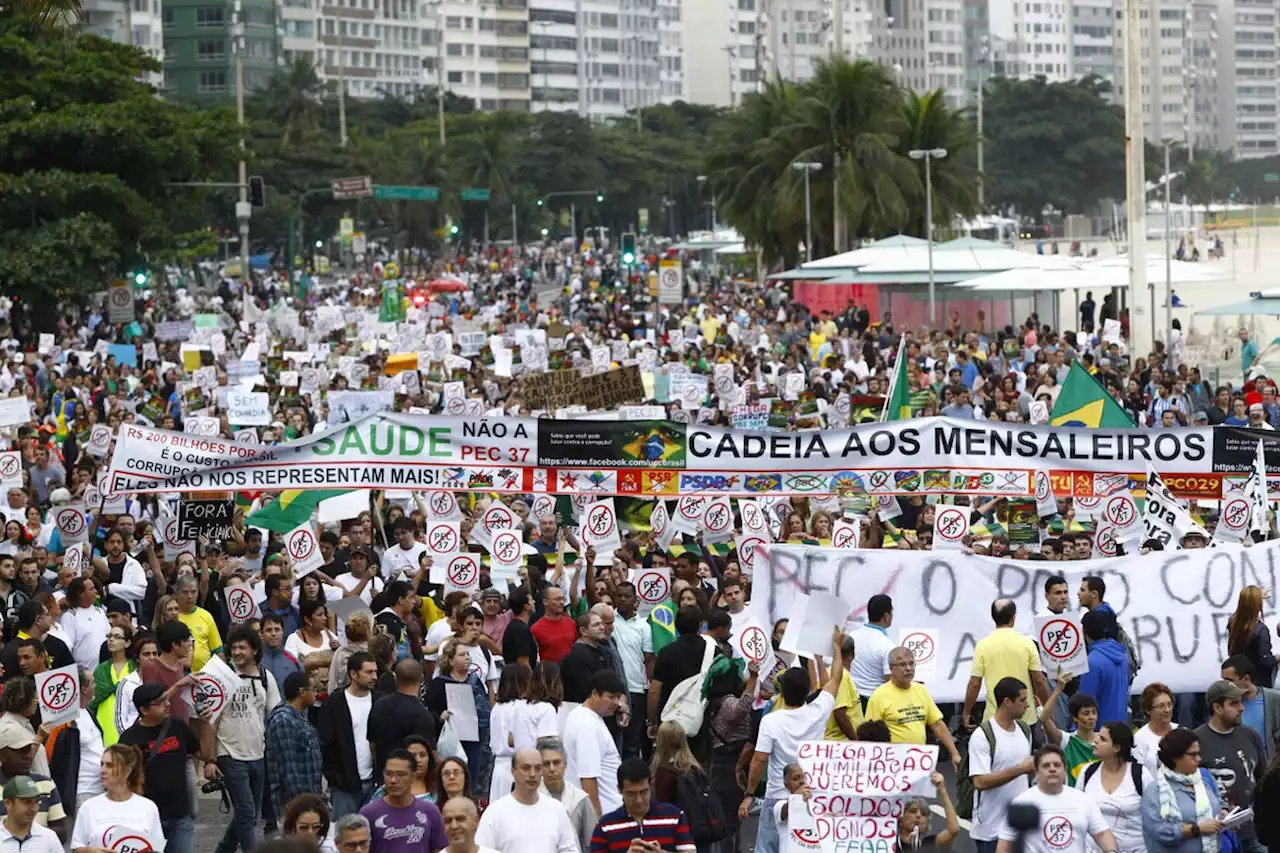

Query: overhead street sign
[
  {"left": 460, "top": 188, "right": 491, "bottom": 201},
  {"left": 331, "top": 176, "right": 374, "bottom": 199},
  {"left": 374, "top": 185, "right": 441, "bottom": 201}
]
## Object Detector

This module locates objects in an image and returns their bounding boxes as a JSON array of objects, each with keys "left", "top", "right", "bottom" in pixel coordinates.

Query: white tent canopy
[
  {"left": 800, "top": 235, "right": 928, "bottom": 270},
  {"left": 853, "top": 238, "right": 1080, "bottom": 276},
  {"left": 955, "top": 258, "right": 1228, "bottom": 292}
]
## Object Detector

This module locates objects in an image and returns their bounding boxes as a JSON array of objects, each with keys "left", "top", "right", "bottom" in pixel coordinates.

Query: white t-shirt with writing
[
  {"left": 998, "top": 785, "right": 1108, "bottom": 853},
  {"left": 71, "top": 792, "right": 166, "bottom": 851},
  {"left": 562, "top": 705, "right": 622, "bottom": 815},
  {"left": 756, "top": 691, "right": 836, "bottom": 801},
  {"left": 968, "top": 720, "right": 1032, "bottom": 841}
]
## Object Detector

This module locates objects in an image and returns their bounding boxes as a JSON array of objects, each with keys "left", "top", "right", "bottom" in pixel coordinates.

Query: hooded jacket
[{"left": 1079, "top": 638, "right": 1129, "bottom": 724}]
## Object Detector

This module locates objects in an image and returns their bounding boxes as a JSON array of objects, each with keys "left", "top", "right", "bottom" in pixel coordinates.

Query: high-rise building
[
  {"left": 161, "top": 0, "right": 279, "bottom": 97},
  {"left": 81, "top": 0, "right": 165, "bottom": 84}
]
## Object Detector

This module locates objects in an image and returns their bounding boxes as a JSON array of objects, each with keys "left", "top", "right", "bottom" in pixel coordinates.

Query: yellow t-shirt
[
  {"left": 823, "top": 669, "right": 864, "bottom": 740},
  {"left": 970, "top": 626, "right": 1042, "bottom": 725},
  {"left": 864, "top": 681, "right": 943, "bottom": 744},
  {"left": 418, "top": 594, "right": 444, "bottom": 629},
  {"left": 179, "top": 607, "right": 223, "bottom": 672}
]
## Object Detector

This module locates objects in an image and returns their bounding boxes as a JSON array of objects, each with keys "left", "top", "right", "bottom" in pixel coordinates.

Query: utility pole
[
  {"left": 435, "top": 2, "right": 446, "bottom": 143},
  {"left": 512, "top": 202, "right": 518, "bottom": 243},
  {"left": 233, "top": 0, "right": 250, "bottom": 284},
  {"left": 337, "top": 21, "right": 347, "bottom": 146},
  {"left": 832, "top": 0, "right": 843, "bottom": 56},
  {"left": 1123, "top": 0, "right": 1150, "bottom": 356}
]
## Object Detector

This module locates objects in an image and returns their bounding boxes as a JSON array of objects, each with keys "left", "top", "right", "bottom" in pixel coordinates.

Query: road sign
[
  {"left": 374, "top": 185, "right": 441, "bottom": 201},
  {"left": 331, "top": 176, "right": 373, "bottom": 199},
  {"left": 658, "top": 259, "right": 683, "bottom": 305},
  {"left": 1267, "top": 173, "right": 1280, "bottom": 183},
  {"left": 460, "top": 188, "right": 491, "bottom": 201}
]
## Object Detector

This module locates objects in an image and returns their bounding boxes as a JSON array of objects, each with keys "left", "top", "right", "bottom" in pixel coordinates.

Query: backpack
[
  {"left": 660, "top": 636, "right": 717, "bottom": 736},
  {"left": 1080, "top": 759, "right": 1144, "bottom": 795},
  {"left": 955, "top": 719, "right": 1032, "bottom": 820},
  {"left": 675, "top": 769, "right": 728, "bottom": 843}
]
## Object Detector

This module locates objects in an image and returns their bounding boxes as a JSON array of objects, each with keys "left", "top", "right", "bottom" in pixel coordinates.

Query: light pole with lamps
[
  {"left": 792, "top": 161, "right": 822, "bottom": 263},
  {"left": 908, "top": 147, "right": 947, "bottom": 326},
  {"left": 1162, "top": 138, "right": 1175, "bottom": 367}
]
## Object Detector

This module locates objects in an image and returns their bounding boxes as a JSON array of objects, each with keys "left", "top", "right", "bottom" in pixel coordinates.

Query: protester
[
  {"left": 537, "top": 738, "right": 595, "bottom": 853},
  {"left": 967, "top": 677, "right": 1035, "bottom": 853},
  {"left": 1195, "top": 680, "right": 1264, "bottom": 852},
  {"left": 1141, "top": 728, "right": 1227, "bottom": 853},
  {"left": 360, "top": 748, "right": 446, "bottom": 853},
  {"left": 963, "top": 598, "right": 1048, "bottom": 727},
  {"left": 587, "top": 758, "right": 695, "bottom": 853},
  {"left": 3, "top": 777, "right": 62, "bottom": 853},
  {"left": 1040, "top": 673, "right": 1101, "bottom": 785},
  {"left": 70, "top": 745, "right": 165, "bottom": 853},
  {"left": 1079, "top": 723, "right": 1151, "bottom": 853},
  {"left": 1133, "top": 683, "right": 1180, "bottom": 778},
  {"left": 476, "top": 748, "right": 578, "bottom": 853},
  {"left": 997, "top": 745, "right": 1119, "bottom": 853}
]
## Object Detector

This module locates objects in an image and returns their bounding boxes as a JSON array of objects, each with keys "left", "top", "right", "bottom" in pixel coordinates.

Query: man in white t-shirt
[
  {"left": 476, "top": 748, "right": 578, "bottom": 853},
  {"left": 848, "top": 594, "right": 894, "bottom": 703},
  {"left": 381, "top": 518, "right": 428, "bottom": 580},
  {"left": 741, "top": 627, "right": 845, "bottom": 853},
  {"left": 969, "top": 677, "right": 1034, "bottom": 853},
  {"left": 562, "top": 669, "right": 626, "bottom": 818},
  {"left": 996, "top": 745, "right": 1118, "bottom": 853}
]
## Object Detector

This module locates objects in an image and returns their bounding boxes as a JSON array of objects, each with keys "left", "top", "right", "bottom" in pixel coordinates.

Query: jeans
[
  {"left": 462, "top": 742, "right": 483, "bottom": 793},
  {"left": 163, "top": 816, "right": 195, "bottom": 853},
  {"left": 755, "top": 797, "right": 783, "bottom": 853},
  {"left": 330, "top": 779, "right": 374, "bottom": 822},
  {"left": 624, "top": 692, "right": 649, "bottom": 760},
  {"left": 974, "top": 840, "right": 999, "bottom": 853},
  {"left": 215, "top": 757, "right": 265, "bottom": 853}
]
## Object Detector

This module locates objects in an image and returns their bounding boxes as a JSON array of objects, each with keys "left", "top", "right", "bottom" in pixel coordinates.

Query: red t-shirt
[
  {"left": 529, "top": 613, "right": 577, "bottom": 663},
  {"left": 141, "top": 656, "right": 189, "bottom": 721}
]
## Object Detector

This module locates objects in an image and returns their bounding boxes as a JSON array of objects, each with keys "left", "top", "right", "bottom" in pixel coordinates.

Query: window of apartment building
[
  {"left": 599, "top": 37, "right": 619, "bottom": 51},
  {"left": 464, "top": 70, "right": 474, "bottom": 82},
  {"left": 496, "top": 21, "right": 526, "bottom": 34},
  {"left": 480, "top": 45, "right": 497, "bottom": 57},
  {"left": 198, "top": 70, "right": 227, "bottom": 91},
  {"left": 195, "top": 7, "right": 224, "bottom": 26},
  {"left": 600, "top": 62, "right": 619, "bottom": 76},
  {"left": 530, "top": 8, "right": 574, "bottom": 24},
  {"left": 448, "top": 70, "right": 462, "bottom": 82},
  {"left": 738, "top": 0, "right": 754, "bottom": 8},
  {"left": 447, "top": 43, "right": 463, "bottom": 55},
  {"left": 739, "top": 67, "right": 757, "bottom": 81},
  {"left": 601, "top": 87, "right": 620, "bottom": 102},
  {"left": 197, "top": 39, "right": 226, "bottom": 59},
  {"left": 161, "top": 6, "right": 173, "bottom": 26},
  {"left": 738, "top": 20, "right": 754, "bottom": 33},
  {"left": 599, "top": 12, "right": 618, "bottom": 26},
  {"left": 480, "top": 72, "right": 496, "bottom": 84},
  {"left": 482, "top": 99, "right": 499, "bottom": 109},
  {"left": 445, "top": 15, "right": 461, "bottom": 27},
  {"left": 497, "top": 72, "right": 527, "bottom": 87}
]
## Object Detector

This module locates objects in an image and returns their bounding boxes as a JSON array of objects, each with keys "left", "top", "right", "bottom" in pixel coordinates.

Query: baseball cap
[
  {"left": 132, "top": 683, "right": 167, "bottom": 711},
  {"left": 106, "top": 599, "right": 133, "bottom": 615},
  {"left": 349, "top": 547, "right": 373, "bottom": 562},
  {"left": 0, "top": 716, "right": 37, "bottom": 751},
  {"left": 1, "top": 776, "right": 39, "bottom": 800},
  {"left": 1193, "top": 411, "right": 1209, "bottom": 423},
  {"left": 1206, "top": 679, "right": 1246, "bottom": 708}
]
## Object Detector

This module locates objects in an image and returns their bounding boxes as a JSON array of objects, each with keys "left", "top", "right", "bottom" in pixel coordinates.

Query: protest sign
[
  {"left": 0, "top": 397, "right": 29, "bottom": 427},
  {"left": 701, "top": 497, "right": 734, "bottom": 543},
  {"left": 225, "top": 583, "right": 256, "bottom": 623},
  {"left": 35, "top": 664, "right": 80, "bottom": 725},
  {"left": 0, "top": 452, "right": 22, "bottom": 490},
  {"left": 632, "top": 568, "right": 670, "bottom": 616},
  {"left": 430, "top": 552, "right": 480, "bottom": 593},
  {"left": 426, "top": 520, "right": 461, "bottom": 556},
  {"left": 187, "top": 654, "right": 242, "bottom": 723},
  {"left": 108, "top": 281, "right": 135, "bottom": 323},
  {"left": 901, "top": 629, "right": 939, "bottom": 678},
  {"left": 581, "top": 499, "right": 622, "bottom": 554},
  {"left": 1144, "top": 467, "right": 1208, "bottom": 548},
  {"left": 178, "top": 499, "right": 235, "bottom": 540},
  {"left": 55, "top": 502, "right": 89, "bottom": 544},
  {"left": 831, "top": 518, "right": 860, "bottom": 549},
  {"left": 285, "top": 523, "right": 323, "bottom": 575},
  {"left": 748, "top": 540, "right": 1280, "bottom": 700},
  {"left": 161, "top": 516, "right": 194, "bottom": 561},
  {"left": 87, "top": 424, "right": 113, "bottom": 457},
  {"left": 932, "top": 506, "right": 969, "bottom": 550},
  {"left": 522, "top": 366, "right": 645, "bottom": 411},
  {"left": 1035, "top": 613, "right": 1090, "bottom": 677},
  {"left": 227, "top": 391, "right": 270, "bottom": 426},
  {"left": 103, "top": 824, "right": 164, "bottom": 853}
]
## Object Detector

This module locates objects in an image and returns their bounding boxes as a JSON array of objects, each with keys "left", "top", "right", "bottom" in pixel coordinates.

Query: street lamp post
[
  {"left": 1163, "top": 139, "right": 1175, "bottom": 367},
  {"left": 908, "top": 147, "right": 948, "bottom": 326},
  {"left": 791, "top": 162, "right": 822, "bottom": 263}
]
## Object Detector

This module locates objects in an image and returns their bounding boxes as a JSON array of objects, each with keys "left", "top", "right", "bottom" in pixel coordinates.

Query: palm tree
[
  {"left": 265, "top": 58, "right": 326, "bottom": 145},
  {"left": 1, "top": 0, "right": 81, "bottom": 33},
  {"left": 896, "top": 90, "right": 979, "bottom": 236},
  {"left": 781, "top": 57, "right": 915, "bottom": 247},
  {"left": 449, "top": 112, "right": 529, "bottom": 202}
]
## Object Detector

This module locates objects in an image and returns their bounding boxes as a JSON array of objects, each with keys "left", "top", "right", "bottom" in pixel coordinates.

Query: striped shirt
[{"left": 588, "top": 802, "right": 696, "bottom": 853}]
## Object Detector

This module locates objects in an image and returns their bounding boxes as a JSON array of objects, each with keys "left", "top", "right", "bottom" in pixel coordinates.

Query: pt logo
[
  {"left": 289, "top": 531, "right": 315, "bottom": 561},
  {"left": 1042, "top": 817, "right": 1075, "bottom": 849}
]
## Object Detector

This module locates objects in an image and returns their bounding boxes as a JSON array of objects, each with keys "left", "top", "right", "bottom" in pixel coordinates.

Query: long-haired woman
[
  {"left": 89, "top": 624, "right": 136, "bottom": 746},
  {"left": 1227, "top": 585, "right": 1275, "bottom": 687},
  {"left": 651, "top": 721, "right": 718, "bottom": 853},
  {"left": 71, "top": 744, "right": 165, "bottom": 852},
  {"left": 488, "top": 663, "right": 532, "bottom": 802}
]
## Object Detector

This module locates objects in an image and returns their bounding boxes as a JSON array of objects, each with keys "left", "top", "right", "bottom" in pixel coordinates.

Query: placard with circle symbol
[
  {"left": 36, "top": 666, "right": 79, "bottom": 725},
  {"left": 737, "top": 625, "right": 769, "bottom": 663},
  {"left": 193, "top": 674, "right": 227, "bottom": 717},
  {"left": 490, "top": 530, "right": 523, "bottom": 568},
  {"left": 932, "top": 507, "right": 968, "bottom": 549},
  {"left": 1042, "top": 816, "right": 1075, "bottom": 849},
  {"left": 56, "top": 505, "right": 87, "bottom": 543},
  {"left": 430, "top": 491, "right": 459, "bottom": 518},
  {"left": 89, "top": 425, "right": 113, "bottom": 456},
  {"left": 1035, "top": 471, "right": 1052, "bottom": 502},
  {"left": 0, "top": 452, "right": 20, "bottom": 487},
  {"left": 702, "top": 498, "right": 732, "bottom": 539},
  {"left": 583, "top": 500, "right": 621, "bottom": 552},
  {"left": 110, "top": 285, "right": 133, "bottom": 310},
  {"left": 634, "top": 570, "right": 670, "bottom": 606},
  {"left": 831, "top": 520, "right": 859, "bottom": 549},
  {"left": 1104, "top": 494, "right": 1138, "bottom": 529},
  {"left": 105, "top": 826, "right": 161, "bottom": 853},
  {"left": 226, "top": 585, "right": 256, "bottom": 623},
  {"left": 1034, "top": 613, "right": 1089, "bottom": 676},
  {"left": 1094, "top": 524, "right": 1118, "bottom": 557},
  {"left": 445, "top": 396, "right": 466, "bottom": 416},
  {"left": 428, "top": 523, "right": 460, "bottom": 555},
  {"left": 1075, "top": 495, "right": 1103, "bottom": 518},
  {"left": 741, "top": 501, "right": 765, "bottom": 534},
  {"left": 484, "top": 505, "right": 514, "bottom": 533},
  {"left": 902, "top": 630, "right": 938, "bottom": 676},
  {"left": 1222, "top": 497, "right": 1251, "bottom": 534},
  {"left": 735, "top": 535, "right": 764, "bottom": 565},
  {"left": 676, "top": 496, "right": 705, "bottom": 524},
  {"left": 289, "top": 529, "right": 316, "bottom": 562},
  {"left": 447, "top": 555, "right": 479, "bottom": 589}
]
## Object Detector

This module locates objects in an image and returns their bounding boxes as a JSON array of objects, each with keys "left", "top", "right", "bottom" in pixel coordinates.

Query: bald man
[
  {"left": 963, "top": 597, "right": 1050, "bottom": 727},
  {"left": 442, "top": 798, "right": 491, "bottom": 853},
  {"left": 476, "top": 748, "right": 578, "bottom": 853}
]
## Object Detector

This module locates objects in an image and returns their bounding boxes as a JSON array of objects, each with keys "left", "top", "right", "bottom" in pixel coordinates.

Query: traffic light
[
  {"left": 595, "top": 189, "right": 604, "bottom": 202},
  {"left": 620, "top": 232, "right": 637, "bottom": 265},
  {"left": 131, "top": 267, "right": 149, "bottom": 287},
  {"left": 536, "top": 198, "right": 545, "bottom": 207},
  {"left": 450, "top": 224, "right": 459, "bottom": 235},
  {"left": 248, "top": 176, "right": 266, "bottom": 207}
]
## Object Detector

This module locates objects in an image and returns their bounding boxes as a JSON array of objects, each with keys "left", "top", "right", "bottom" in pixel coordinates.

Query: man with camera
[{"left": 211, "top": 625, "right": 281, "bottom": 853}]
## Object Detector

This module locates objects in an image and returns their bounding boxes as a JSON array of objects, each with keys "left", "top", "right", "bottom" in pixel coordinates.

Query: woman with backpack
[
  {"left": 1081, "top": 723, "right": 1152, "bottom": 853},
  {"left": 651, "top": 721, "right": 726, "bottom": 853}
]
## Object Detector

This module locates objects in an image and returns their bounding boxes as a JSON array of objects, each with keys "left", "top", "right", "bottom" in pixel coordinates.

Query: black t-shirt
[
  {"left": 560, "top": 642, "right": 608, "bottom": 704},
  {"left": 654, "top": 634, "right": 711, "bottom": 708},
  {"left": 368, "top": 692, "right": 437, "bottom": 774},
  {"left": 0, "top": 633, "right": 74, "bottom": 676},
  {"left": 118, "top": 717, "right": 200, "bottom": 820},
  {"left": 501, "top": 618, "right": 538, "bottom": 668}
]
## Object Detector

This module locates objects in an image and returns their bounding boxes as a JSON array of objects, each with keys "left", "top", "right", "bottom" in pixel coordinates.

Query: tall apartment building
[
  {"left": 161, "top": 0, "right": 278, "bottom": 97},
  {"left": 83, "top": 0, "right": 166, "bottom": 84}
]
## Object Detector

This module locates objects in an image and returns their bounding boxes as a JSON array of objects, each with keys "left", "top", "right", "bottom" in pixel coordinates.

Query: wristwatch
[{"left": 1191, "top": 823, "right": 1202, "bottom": 838}]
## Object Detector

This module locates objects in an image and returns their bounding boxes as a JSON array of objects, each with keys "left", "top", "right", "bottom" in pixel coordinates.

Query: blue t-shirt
[{"left": 1243, "top": 693, "right": 1266, "bottom": 745}]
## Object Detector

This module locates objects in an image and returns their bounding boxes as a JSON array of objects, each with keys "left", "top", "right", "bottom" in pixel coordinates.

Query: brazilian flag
[
  {"left": 880, "top": 335, "right": 912, "bottom": 421},
  {"left": 1050, "top": 362, "right": 1135, "bottom": 428},
  {"left": 246, "top": 489, "right": 354, "bottom": 533}
]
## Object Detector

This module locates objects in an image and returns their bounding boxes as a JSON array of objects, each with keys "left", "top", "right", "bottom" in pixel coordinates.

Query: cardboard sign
[
  {"left": 55, "top": 503, "right": 89, "bottom": 544},
  {"left": 227, "top": 391, "right": 270, "bottom": 426},
  {"left": 285, "top": 523, "right": 324, "bottom": 576},
  {"left": 581, "top": 498, "right": 622, "bottom": 554},
  {"left": 522, "top": 365, "right": 645, "bottom": 411},
  {"left": 0, "top": 452, "right": 22, "bottom": 490},
  {"left": 87, "top": 424, "right": 113, "bottom": 458},
  {"left": 35, "top": 664, "right": 80, "bottom": 725},
  {"left": 225, "top": 583, "right": 256, "bottom": 623},
  {"left": 1035, "top": 612, "right": 1090, "bottom": 677},
  {"left": 178, "top": 499, "right": 235, "bottom": 541}
]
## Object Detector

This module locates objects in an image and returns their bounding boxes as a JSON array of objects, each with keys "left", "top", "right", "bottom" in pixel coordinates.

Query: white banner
[{"left": 749, "top": 540, "right": 1280, "bottom": 700}]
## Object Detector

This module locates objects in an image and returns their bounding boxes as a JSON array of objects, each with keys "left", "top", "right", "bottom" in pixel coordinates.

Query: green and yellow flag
[
  {"left": 245, "top": 489, "right": 353, "bottom": 533},
  {"left": 1050, "top": 362, "right": 1135, "bottom": 428},
  {"left": 880, "top": 335, "right": 912, "bottom": 421}
]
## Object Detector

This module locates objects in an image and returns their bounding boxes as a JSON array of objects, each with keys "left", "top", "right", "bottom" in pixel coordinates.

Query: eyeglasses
[{"left": 1184, "top": 750, "right": 1202, "bottom": 759}]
